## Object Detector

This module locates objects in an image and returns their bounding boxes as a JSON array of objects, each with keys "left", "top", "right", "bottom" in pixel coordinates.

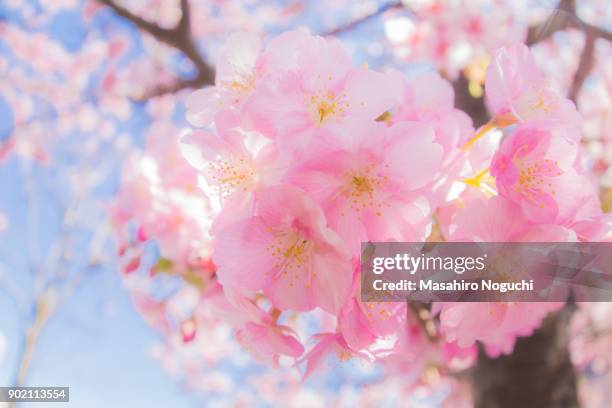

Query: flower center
[
  {"left": 513, "top": 157, "right": 562, "bottom": 207},
  {"left": 266, "top": 227, "right": 314, "bottom": 288},
  {"left": 530, "top": 92, "right": 552, "bottom": 113},
  {"left": 227, "top": 73, "right": 256, "bottom": 95},
  {"left": 207, "top": 157, "right": 255, "bottom": 196},
  {"left": 308, "top": 90, "right": 348, "bottom": 125},
  {"left": 518, "top": 88, "right": 559, "bottom": 118},
  {"left": 339, "top": 165, "right": 387, "bottom": 216},
  {"left": 365, "top": 302, "right": 394, "bottom": 322}
]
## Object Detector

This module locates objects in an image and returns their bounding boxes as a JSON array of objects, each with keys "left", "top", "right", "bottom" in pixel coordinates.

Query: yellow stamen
[
  {"left": 376, "top": 110, "right": 393, "bottom": 124},
  {"left": 308, "top": 90, "right": 348, "bottom": 125},
  {"left": 266, "top": 229, "right": 313, "bottom": 288},
  {"left": 207, "top": 157, "right": 255, "bottom": 196},
  {"left": 512, "top": 158, "right": 559, "bottom": 207},
  {"left": 227, "top": 74, "right": 255, "bottom": 95},
  {"left": 337, "top": 165, "right": 388, "bottom": 218},
  {"left": 531, "top": 94, "right": 550, "bottom": 113}
]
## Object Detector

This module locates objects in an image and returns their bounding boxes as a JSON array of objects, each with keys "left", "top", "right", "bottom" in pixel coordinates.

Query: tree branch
[
  {"left": 585, "top": 23, "right": 612, "bottom": 42},
  {"left": 98, "top": 0, "right": 215, "bottom": 99},
  {"left": 323, "top": 1, "right": 404, "bottom": 36},
  {"left": 568, "top": 29, "right": 596, "bottom": 102},
  {"left": 176, "top": 0, "right": 191, "bottom": 36},
  {"left": 526, "top": 0, "right": 575, "bottom": 45},
  {"left": 142, "top": 76, "right": 207, "bottom": 100},
  {"left": 98, "top": 0, "right": 170, "bottom": 39},
  {"left": 525, "top": 0, "right": 611, "bottom": 101},
  {"left": 526, "top": 0, "right": 612, "bottom": 45}
]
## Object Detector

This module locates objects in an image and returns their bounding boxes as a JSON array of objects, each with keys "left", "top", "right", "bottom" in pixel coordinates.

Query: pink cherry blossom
[
  {"left": 387, "top": 69, "right": 474, "bottom": 154},
  {"left": 436, "top": 302, "right": 563, "bottom": 357},
  {"left": 249, "top": 34, "right": 395, "bottom": 155},
  {"left": 208, "top": 285, "right": 305, "bottom": 366},
  {"left": 572, "top": 214, "right": 612, "bottom": 241},
  {"left": 186, "top": 32, "right": 262, "bottom": 127},
  {"left": 180, "top": 117, "right": 285, "bottom": 234},
  {"left": 339, "top": 296, "right": 406, "bottom": 352},
  {"left": 300, "top": 332, "right": 373, "bottom": 380},
  {"left": 186, "top": 30, "right": 311, "bottom": 128},
  {"left": 338, "top": 275, "right": 407, "bottom": 352},
  {"left": 449, "top": 196, "right": 578, "bottom": 242},
  {"left": 485, "top": 43, "right": 583, "bottom": 132},
  {"left": 236, "top": 322, "right": 304, "bottom": 367},
  {"left": 213, "top": 185, "right": 352, "bottom": 314},
  {"left": 491, "top": 123, "right": 599, "bottom": 224},
  {"left": 386, "top": 68, "right": 474, "bottom": 207},
  {"left": 286, "top": 121, "right": 443, "bottom": 252}
]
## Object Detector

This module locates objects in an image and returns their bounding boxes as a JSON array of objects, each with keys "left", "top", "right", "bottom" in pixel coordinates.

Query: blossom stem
[
  {"left": 460, "top": 120, "right": 496, "bottom": 152},
  {"left": 463, "top": 167, "right": 490, "bottom": 187},
  {"left": 461, "top": 113, "right": 517, "bottom": 152},
  {"left": 463, "top": 167, "right": 497, "bottom": 196}
]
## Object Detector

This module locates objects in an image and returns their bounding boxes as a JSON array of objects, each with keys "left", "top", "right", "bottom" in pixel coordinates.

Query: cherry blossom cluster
[
  {"left": 434, "top": 42, "right": 612, "bottom": 356},
  {"left": 383, "top": 0, "right": 612, "bottom": 183},
  {"left": 158, "top": 30, "right": 611, "bottom": 379},
  {"left": 180, "top": 30, "right": 463, "bottom": 374}
]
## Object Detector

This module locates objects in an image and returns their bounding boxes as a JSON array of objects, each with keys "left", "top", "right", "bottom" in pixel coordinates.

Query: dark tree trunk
[
  {"left": 452, "top": 74, "right": 489, "bottom": 128},
  {"left": 472, "top": 304, "right": 579, "bottom": 408}
]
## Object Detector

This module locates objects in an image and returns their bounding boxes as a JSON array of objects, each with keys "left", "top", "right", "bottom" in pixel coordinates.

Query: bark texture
[{"left": 472, "top": 305, "right": 579, "bottom": 408}]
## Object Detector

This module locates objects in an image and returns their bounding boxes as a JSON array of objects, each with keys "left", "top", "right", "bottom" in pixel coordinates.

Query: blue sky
[{"left": 0, "top": 156, "right": 197, "bottom": 407}]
